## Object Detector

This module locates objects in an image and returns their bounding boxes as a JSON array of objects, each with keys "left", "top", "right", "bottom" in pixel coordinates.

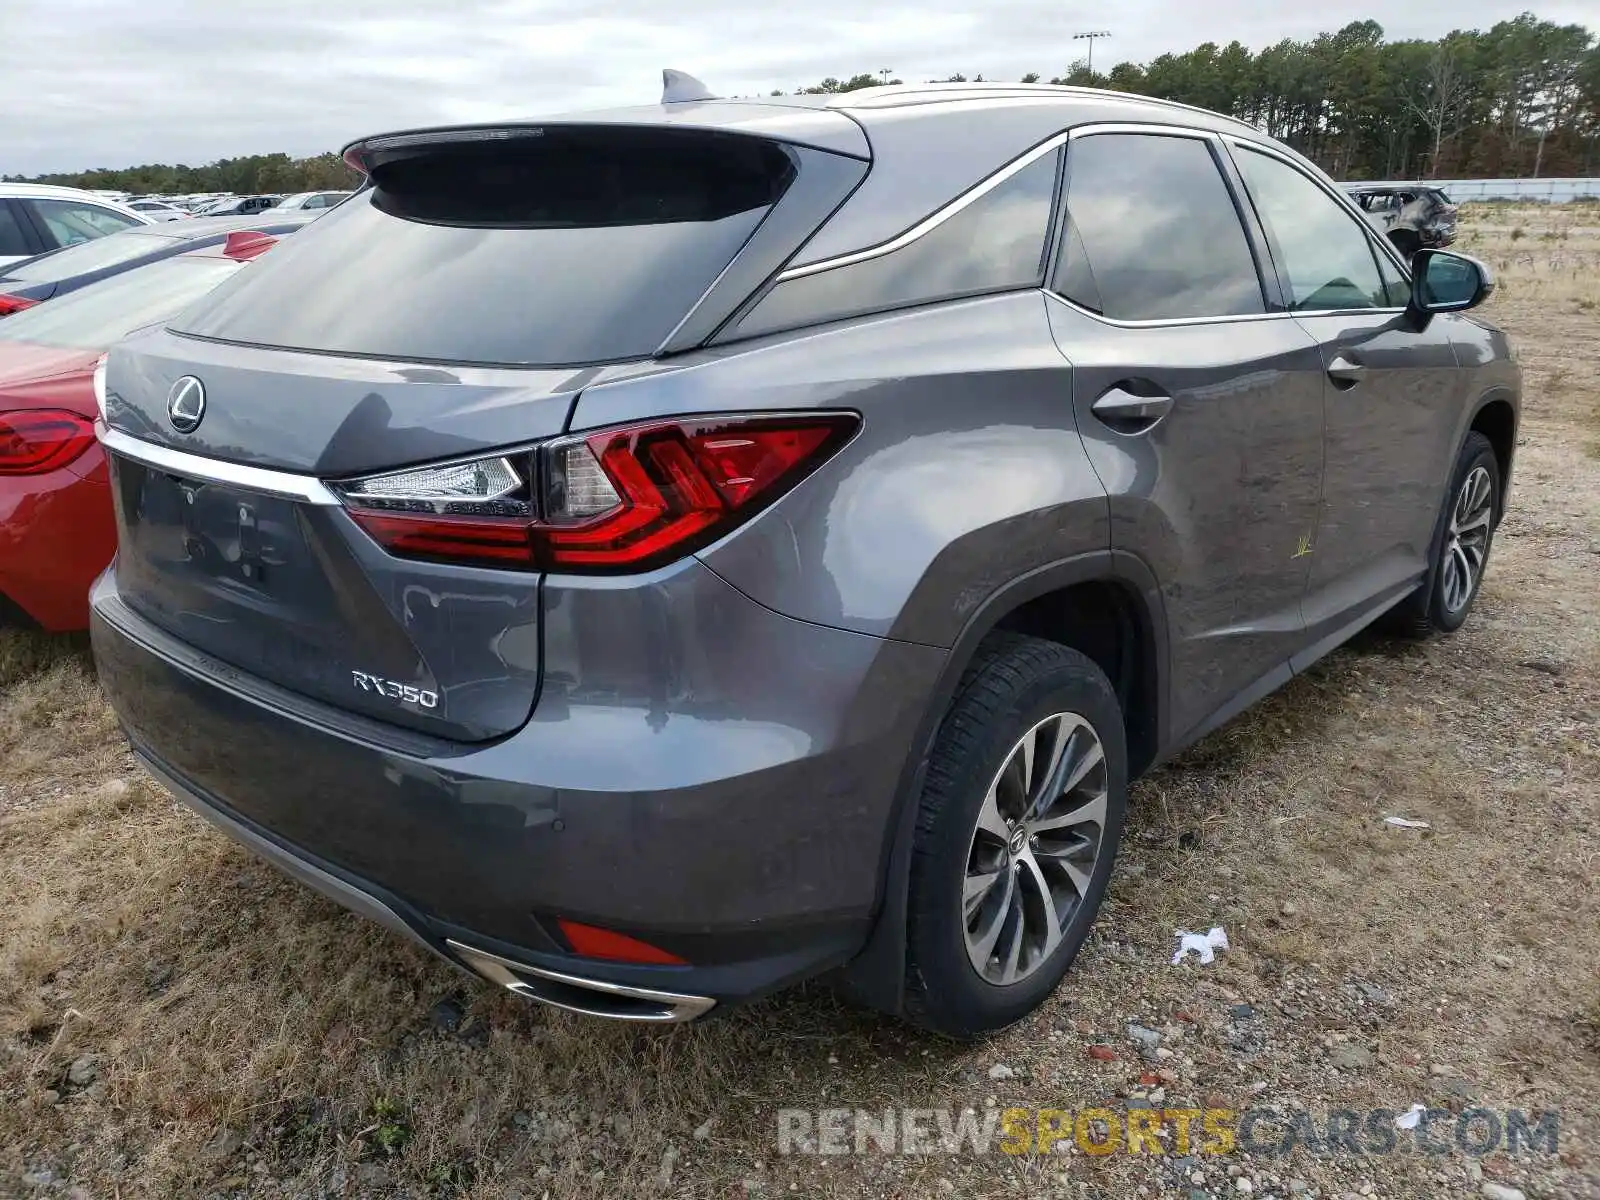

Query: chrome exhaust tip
[{"left": 446, "top": 939, "right": 715, "bottom": 1023}]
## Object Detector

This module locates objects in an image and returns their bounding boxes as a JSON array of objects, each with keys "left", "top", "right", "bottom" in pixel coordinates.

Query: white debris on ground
[{"left": 1171, "top": 925, "right": 1230, "bottom": 965}]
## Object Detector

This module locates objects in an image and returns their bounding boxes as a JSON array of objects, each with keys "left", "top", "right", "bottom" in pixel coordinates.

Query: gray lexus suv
[{"left": 91, "top": 81, "right": 1518, "bottom": 1037}]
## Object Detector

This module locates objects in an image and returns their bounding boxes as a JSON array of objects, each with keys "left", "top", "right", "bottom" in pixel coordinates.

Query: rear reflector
[
  {"left": 0, "top": 409, "right": 96, "bottom": 475},
  {"left": 556, "top": 919, "right": 688, "bottom": 966},
  {"left": 0, "top": 294, "right": 38, "bottom": 316},
  {"left": 339, "top": 412, "right": 858, "bottom": 574}
]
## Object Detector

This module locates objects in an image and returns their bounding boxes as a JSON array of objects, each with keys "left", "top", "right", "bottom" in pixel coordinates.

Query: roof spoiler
[{"left": 662, "top": 69, "right": 717, "bottom": 104}]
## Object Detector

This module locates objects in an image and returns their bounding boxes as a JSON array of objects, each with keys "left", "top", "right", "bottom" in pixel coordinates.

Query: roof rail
[{"left": 830, "top": 80, "right": 1260, "bottom": 131}]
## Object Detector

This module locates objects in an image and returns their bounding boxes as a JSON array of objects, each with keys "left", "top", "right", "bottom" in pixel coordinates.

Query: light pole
[{"left": 1072, "top": 30, "right": 1112, "bottom": 77}]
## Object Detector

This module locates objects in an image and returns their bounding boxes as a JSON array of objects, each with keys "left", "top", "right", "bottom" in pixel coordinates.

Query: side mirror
[{"left": 1411, "top": 249, "right": 1494, "bottom": 314}]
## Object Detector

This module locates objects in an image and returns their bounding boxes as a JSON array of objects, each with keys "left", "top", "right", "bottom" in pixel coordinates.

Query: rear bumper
[
  {"left": 91, "top": 561, "right": 944, "bottom": 1013},
  {"left": 141, "top": 752, "right": 716, "bottom": 1021}
]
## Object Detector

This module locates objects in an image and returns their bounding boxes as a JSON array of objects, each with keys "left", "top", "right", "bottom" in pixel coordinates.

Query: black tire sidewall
[{"left": 906, "top": 639, "right": 1127, "bottom": 1036}]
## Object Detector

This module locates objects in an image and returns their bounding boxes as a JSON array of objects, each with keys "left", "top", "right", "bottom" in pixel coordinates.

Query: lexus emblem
[{"left": 166, "top": 376, "right": 206, "bottom": 433}]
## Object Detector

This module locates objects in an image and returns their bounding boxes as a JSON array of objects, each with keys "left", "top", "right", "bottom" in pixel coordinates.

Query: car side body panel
[
  {"left": 1045, "top": 295, "right": 1328, "bottom": 743},
  {"left": 569, "top": 292, "right": 1111, "bottom": 646},
  {"left": 1294, "top": 309, "right": 1464, "bottom": 642}
]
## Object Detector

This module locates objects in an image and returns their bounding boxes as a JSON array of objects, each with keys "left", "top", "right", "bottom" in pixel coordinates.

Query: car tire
[
  {"left": 903, "top": 633, "right": 1127, "bottom": 1038},
  {"left": 1389, "top": 431, "right": 1500, "bottom": 639}
]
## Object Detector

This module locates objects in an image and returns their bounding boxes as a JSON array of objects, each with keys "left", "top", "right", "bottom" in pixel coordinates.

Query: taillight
[
  {"left": 336, "top": 412, "right": 858, "bottom": 573},
  {"left": 0, "top": 410, "right": 96, "bottom": 475},
  {"left": 0, "top": 294, "right": 38, "bottom": 316}
]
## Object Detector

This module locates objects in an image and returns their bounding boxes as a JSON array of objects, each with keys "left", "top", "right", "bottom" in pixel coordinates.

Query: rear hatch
[{"left": 102, "top": 122, "right": 820, "bottom": 741}]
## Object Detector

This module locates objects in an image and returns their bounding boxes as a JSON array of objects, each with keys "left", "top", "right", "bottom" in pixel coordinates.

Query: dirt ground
[{"left": 2, "top": 207, "right": 1597, "bottom": 1200}]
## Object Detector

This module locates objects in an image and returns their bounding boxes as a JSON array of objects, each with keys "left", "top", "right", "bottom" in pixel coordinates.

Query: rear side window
[
  {"left": 734, "top": 149, "right": 1060, "bottom": 338},
  {"left": 0, "top": 256, "right": 239, "bottom": 350},
  {"left": 176, "top": 129, "right": 797, "bottom": 366},
  {"left": 1053, "top": 133, "right": 1264, "bottom": 322}
]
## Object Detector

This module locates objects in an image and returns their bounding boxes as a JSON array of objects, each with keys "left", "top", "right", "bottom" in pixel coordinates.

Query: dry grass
[{"left": 3, "top": 215, "right": 1598, "bottom": 1200}]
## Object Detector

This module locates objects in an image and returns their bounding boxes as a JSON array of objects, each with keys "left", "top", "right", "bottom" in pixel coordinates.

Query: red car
[{"left": 0, "top": 232, "right": 279, "bottom": 631}]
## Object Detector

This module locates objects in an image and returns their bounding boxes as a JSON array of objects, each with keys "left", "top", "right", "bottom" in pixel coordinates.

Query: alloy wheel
[
  {"left": 962, "top": 711, "right": 1109, "bottom": 985},
  {"left": 1441, "top": 465, "right": 1493, "bottom": 615}
]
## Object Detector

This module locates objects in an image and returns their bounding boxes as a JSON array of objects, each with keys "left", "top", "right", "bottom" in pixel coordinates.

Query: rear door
[
  {"left": 1045, "top": 127, "right": 1327, "bottom": 742},
  {"left": 1227, "top": 142, "right": 1461, "bottom": 652}
]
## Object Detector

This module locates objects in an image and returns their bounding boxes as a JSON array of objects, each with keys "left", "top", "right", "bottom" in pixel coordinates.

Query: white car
[
  {"left": 0, "top": 183, "right": 154, "bottom": 270},
  {"left": 125, "top": 199, "right": 192, "bottom": 223},
  {"left": 268, "top": 190, "right": 354, "bottom": 214}
]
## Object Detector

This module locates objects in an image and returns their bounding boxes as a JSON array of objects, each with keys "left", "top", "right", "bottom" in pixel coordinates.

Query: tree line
[
  {"left": 788, "top": 14, "right": 1599, "bottom": 179},
  {"left": 9, "top": 12, "right": 1597, "bottom": 191},
  {"left": 4, "top": 151, "right": 361, "bottom": 197}
]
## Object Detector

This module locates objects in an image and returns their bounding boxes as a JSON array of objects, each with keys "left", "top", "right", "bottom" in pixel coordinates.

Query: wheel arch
[
  {"left": 1467, "top": 392, "right": 1518, "bottom": 520},
  {"left": 1399, "top": 385, "right": 1519, "bottom": 634},
  {"left": 834, "top": 549, "right": 1169, "bottom": 1015}
]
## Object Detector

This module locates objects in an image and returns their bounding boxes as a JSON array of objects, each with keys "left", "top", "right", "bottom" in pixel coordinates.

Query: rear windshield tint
[
  {"left": 0, "top": 256, "right": 238, "bottom": 349},
  {"left": 2, "top": 228, "right": 178, "bottom": 282},
  {"left": 175, "top": 129, "right": 797, "bottom": 366}
]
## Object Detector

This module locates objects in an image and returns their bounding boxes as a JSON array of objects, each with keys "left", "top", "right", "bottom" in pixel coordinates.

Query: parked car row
[
  {"left": 0, "top": 213, "right": 315, "bottom": 310},
  {"left": 8, "top": 81, "right": 1517, "bottom": 1038},
  {"left": 1, "top": 184, "right": 356, "bottom": 274},
  {"left": 0, "top": 183, "right": 154, "bottom": 270}
]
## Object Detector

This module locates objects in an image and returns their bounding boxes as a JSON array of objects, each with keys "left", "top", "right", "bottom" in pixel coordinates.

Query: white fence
[{"left": 1352, "top": 178, "right": 1600, "bottom": 203}]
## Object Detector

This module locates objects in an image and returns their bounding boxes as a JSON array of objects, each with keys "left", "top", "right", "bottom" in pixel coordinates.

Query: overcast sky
[{"left": 3, "top": 0, "right": 1593, "bottom": 176}]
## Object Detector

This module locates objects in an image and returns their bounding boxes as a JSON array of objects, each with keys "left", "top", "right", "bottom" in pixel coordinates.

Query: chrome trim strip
[
  {"left": 99, "top": 426, "right": 341, "bottom": 505},
  {"left": 446, "top": 939, "right": 716, "bottom": 1023},
  {"left": 776, "top": 131, "right": 1073, "bottom": 281},
  {"left": 1043, "top": 288, "right": 1407, "bottom": 331}
]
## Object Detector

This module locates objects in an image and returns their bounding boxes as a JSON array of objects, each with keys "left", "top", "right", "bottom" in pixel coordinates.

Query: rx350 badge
[{"left": 352, "top": 670, "right": 439, "bottom": 709}]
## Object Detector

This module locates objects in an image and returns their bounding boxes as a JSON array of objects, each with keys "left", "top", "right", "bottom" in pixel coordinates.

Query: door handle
[
  {"left": 1327, "top": 354, "right": 1366, "bottom": 385},
  {"left": 1091, "top": 387, "right": 1173, "bottom": 433}
]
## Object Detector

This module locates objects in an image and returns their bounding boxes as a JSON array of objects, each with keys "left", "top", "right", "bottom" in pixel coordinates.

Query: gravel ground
[{"left": 1, "top": 211, "right": 1597, "bottom": 1200}]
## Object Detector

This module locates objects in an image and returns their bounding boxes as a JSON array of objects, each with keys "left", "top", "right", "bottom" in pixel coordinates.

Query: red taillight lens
[
  {"left": 0, "top": 294, "right": 39, "bottom": 316},
  {"left": 340, "top": 412, "right": 858, "bottom": 574},
  {"left": 0, "top": 410, "right": 96, "bottom": 475},
  {"left": 556, "top": 919, "right": 688, "bottom": 966}
]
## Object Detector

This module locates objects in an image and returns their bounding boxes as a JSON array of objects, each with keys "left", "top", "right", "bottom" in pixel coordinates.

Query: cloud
[{"left": 3, "top": 0, "right": 1593, "bottom": 175}]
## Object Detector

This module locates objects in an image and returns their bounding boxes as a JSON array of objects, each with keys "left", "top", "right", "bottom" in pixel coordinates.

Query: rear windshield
[
  {"left": 174, "top": 128, "right": 796, "bottom": 365},
  {"left": 2, "top": 228, "right": 179, "bottom": 282},
  {"left": 0, "top": 255, "right": 239, "bottom": 349}
]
